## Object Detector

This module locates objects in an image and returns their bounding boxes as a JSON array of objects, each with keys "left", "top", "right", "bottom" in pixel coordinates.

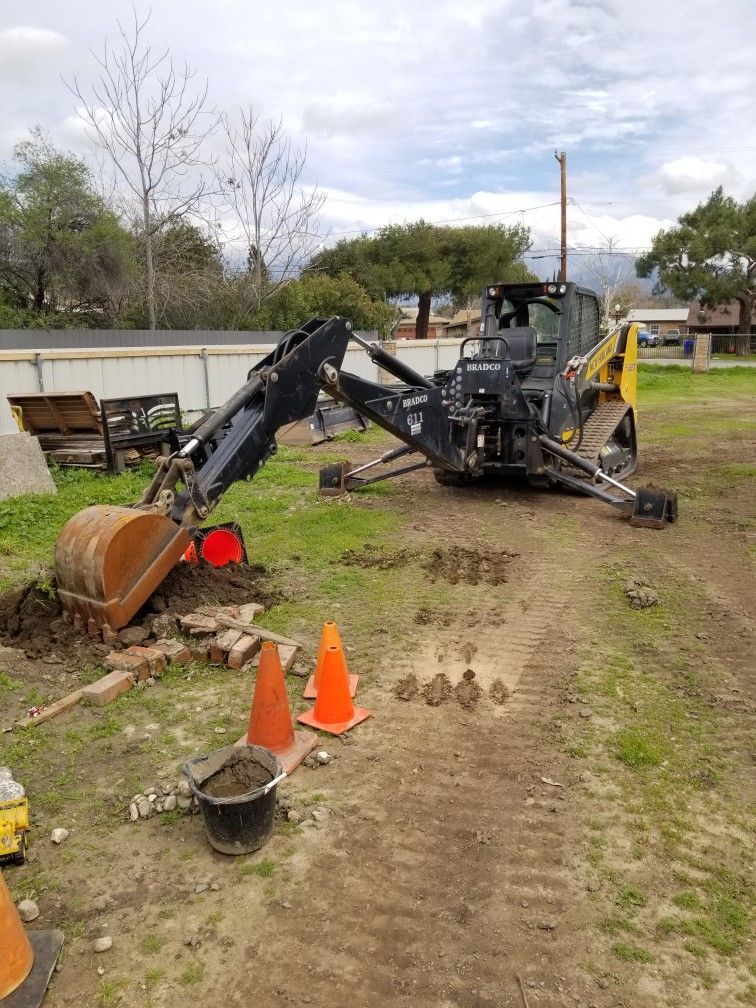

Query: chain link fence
[{"left": 637, "top": 333, "right": 694, "bottom": 359}]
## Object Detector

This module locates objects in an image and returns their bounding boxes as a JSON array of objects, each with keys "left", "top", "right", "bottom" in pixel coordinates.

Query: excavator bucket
[{"left": 54, "top": 506, "right": 191, "bottom": 632}]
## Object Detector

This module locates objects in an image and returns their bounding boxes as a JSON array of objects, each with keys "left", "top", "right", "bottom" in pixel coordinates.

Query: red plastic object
[
  {"left": 182, "top": 541, "right": 199, "bottom": 564},
  {"left": 200, "top": 528, "right": 244, "bottom": 567}
]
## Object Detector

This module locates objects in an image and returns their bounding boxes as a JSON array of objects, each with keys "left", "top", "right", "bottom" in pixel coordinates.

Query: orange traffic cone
[
  {"left": 0, "top": 869, "right": 33, "bottom": 998},
  {"left": 243, "top": 641, "right": 317, "bottom": 774},
  {"left": 303, "top": 622, "right": 358, "bottom": 699},
  {"left": 298, "top": 644, "right": 371, "bottom": 735}
]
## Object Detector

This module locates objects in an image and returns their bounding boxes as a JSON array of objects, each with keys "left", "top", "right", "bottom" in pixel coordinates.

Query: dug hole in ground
[{"left": 0, "top": 367, "right": 753, "bottom": 1008}]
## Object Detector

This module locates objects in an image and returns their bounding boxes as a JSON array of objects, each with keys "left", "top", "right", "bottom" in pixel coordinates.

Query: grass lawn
[{"left": 0, "top": 362, "right": 753, "bottom": 1007}]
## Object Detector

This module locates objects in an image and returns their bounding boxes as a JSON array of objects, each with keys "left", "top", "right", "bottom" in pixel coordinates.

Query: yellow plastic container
[{"left": 0, "top": 797, "right": 29, "bottom": 864}]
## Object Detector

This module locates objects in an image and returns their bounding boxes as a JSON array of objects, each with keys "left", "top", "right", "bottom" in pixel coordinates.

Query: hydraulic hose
[
  {"left": 558, "top": 374, "right": 578, "bottom": 444},
  {"left": 573, "top": 379, "right": 584, "bottom": 451}
]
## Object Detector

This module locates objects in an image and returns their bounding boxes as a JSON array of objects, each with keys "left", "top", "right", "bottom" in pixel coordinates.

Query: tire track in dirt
[
  {"left": 406, "top": 555, "right": 574, "bottom": 701},
  {"left": 227, "top": 541, "right": 616, "bottom": 1008}
]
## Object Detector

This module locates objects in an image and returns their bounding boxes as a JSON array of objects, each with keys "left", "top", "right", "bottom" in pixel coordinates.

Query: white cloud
[
  {"left": 435, "top": 156, "right": 463, "bottom": 174},
  {"left": 301, "top": 97, "right": 395, "bottom": 138},
  {"left": 0, "top": 0, "right": 753, "bottom": 273},
  {"left": 0, "top": 25, "right": 69, "bottom": 74},
  {"left": 656, "top": 156, "right": 737, "bottom": 195},
  {"left": 318, "top": 187, "right": 671, "bottom": 261}
]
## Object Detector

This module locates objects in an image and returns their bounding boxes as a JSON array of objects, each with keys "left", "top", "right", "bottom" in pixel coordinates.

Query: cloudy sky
[{"left": 0, "top": 0, "right": 754, "bottom": 278}]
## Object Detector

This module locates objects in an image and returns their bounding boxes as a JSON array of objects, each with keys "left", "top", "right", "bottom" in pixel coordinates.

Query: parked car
[
  {"left": 636, "top": 329, "right": 659, "bottom": 347},
  {"left": 663, "top": 329, "right": 682, "bottom": 345}
]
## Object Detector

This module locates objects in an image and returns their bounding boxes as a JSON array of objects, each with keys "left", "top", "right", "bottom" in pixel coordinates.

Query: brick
[
  {"left": 252, "top": 643, "right": 298, "bottom": 673},
  {"left": 15, "top": 689, "right": 83, "bottom": 728},
  {"left": 190, "top": 643, "right": 210, "bottom": 662},
  {"left": 209, "top": 642, "right": 226, "bottom": 665},
  {"left": 227, "top": 634, "right": 261, "bottom": 670},
  {"left": 105, "top": 651, "right": 149, "bottom": 680},
  {"left": 239, "top": 602, "right": 265, "bottom": 623},
  {"left": 216, "top": 604, "right": 241, "bottom": 619},
  {"left": 197, "top": 604, "right": 240, "bottom": 619},
  {"left": 216, "top": 628, "right": 243, "bottom": 652},
  {"left": 152, "top": 639, "right": 191, "bottom": 665},
  {"left": 82, "top": 670, "right": 134, "bottom": 706},
  {"left": 180, "top": 613, "right": 221, "bottom": 634},
  {"left": 124, "top": 646, "right": 168, "bottom": 678}
]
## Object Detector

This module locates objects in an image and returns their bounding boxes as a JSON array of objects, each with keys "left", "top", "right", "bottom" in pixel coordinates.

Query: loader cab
[{"left": 475, "top": 281, "right": 600, "bottom": 398}]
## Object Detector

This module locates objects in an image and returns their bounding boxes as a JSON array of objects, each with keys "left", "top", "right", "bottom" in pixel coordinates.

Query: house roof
[
  {"left": 447, "top": 308, "right": 482, "bottom": 326},
  {"left": 626, "top": 309, "right": 688, "bottom": 323},
  {"left": 396, "top": 310, "right": 449, "bottom": 326},
  {"left": 686, "top": 300, "right": 756, "bottom": 327}
]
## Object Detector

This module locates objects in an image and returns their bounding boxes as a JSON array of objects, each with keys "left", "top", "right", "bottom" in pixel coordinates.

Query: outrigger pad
[
  {"left": 319, "top": 461, "right": 351, "bottom": 496},
  {"left": 630, "top": 486, "right": 677, "bottom": 528}
]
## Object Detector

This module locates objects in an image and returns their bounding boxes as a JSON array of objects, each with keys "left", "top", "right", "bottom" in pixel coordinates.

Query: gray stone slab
[{"left": 0, "top": 433, "right": 56, "bottom": 501}]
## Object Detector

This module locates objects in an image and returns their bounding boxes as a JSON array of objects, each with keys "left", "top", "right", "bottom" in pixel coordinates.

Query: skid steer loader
[
  {"left": 316, "top": 281, "right": 675, "bottom": 518},
  {"left": 54, "top": 282, "right": 676, "bottom": 634}
]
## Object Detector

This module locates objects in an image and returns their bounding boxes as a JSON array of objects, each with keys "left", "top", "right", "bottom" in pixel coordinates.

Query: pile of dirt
[
  {"left": 0, "top": 561, "right": 279, "bottom": 665},
  {"left": 422, "top": 672, "right": 453, "bottom": 706},
  {"left": 144, "top": 561, "right": 279, "bottom": 616},
  {"left": 624, "top": 576, "right": 660, "bottom": 609},
  {"left": 344, "top": 543, "right": 519, "bottom": 587},
  {"left": 422, "top": 546, "right": 518, "bottom": 586},
  {"left": 489, "top": 679, "right": 510, "bottom": 705},
  {"left": 0, "top": 583, "right": 110, "bottom": 665},
  {"left": 414, "top": 607, "right": 454, "bottom": 628},
  {"left": 394, "top": 673, "right": 419, "bottom": 701},
  {"left": 455, "top": 668, "right": 482, "bottom": 709},
  {"left": 341, "top": 544, "right": 410, "bottom": 570}
]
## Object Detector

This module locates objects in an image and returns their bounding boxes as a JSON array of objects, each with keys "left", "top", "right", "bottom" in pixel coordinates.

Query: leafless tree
[
  {"left": 68, "top": 11, "right": 215, "bottom": 328},
  {"left": 585, "top": 236, "right": 637, "bottom": 329},
  {"left": 217, "top": 109, "right": 326, "bottom": 320}
]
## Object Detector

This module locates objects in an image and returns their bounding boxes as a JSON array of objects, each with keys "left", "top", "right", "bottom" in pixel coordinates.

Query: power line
[
  {"left": 570, "top": 197, "right": 615, "bottom": 246},
  {"left": 327, "top": 200, "right": 561, "bottom": 237}
]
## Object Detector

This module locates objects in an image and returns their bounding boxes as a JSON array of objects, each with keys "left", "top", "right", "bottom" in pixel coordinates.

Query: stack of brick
[
  {"left": 18, "top": 599, "right": 301, "bottom": 719},
  {"left": 177, "top": 602, "right": 297, "bottom": 671}
]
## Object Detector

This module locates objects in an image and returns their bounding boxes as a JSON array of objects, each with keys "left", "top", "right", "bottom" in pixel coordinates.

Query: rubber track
[{"left": 573, "top": 402, "right": 632, "bottom": 467}]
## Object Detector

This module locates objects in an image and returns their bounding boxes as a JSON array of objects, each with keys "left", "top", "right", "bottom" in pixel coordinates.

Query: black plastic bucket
[{"left": 182, "top": 744, "right": 285, "bottom": 855}]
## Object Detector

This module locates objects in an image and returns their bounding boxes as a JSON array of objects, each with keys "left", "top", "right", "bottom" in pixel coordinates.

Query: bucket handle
[
  {"left": 182, "top": 765, "right": 287, "bottom": 805},
  {"left": 260, "top": 771, "right": 287, "bottom": 796}
]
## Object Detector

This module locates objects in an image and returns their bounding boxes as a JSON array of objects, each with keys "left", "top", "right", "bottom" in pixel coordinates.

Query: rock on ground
[
  {"left": 0, "top": 433, "right": 56, "bottom": 501},
  {"left": 17, "top": 898, "right": 39, "bottom": 922}
]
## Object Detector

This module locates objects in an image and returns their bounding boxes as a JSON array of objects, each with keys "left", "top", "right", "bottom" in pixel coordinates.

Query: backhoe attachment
[{"left": 55, "top": 317, "right": 352, "bottom": 632}]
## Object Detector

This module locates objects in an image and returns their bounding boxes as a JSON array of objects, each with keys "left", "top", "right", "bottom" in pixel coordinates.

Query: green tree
[
  {"left": 637, "top": 188, "right": 756, "bottom": 352},
  {"left": 309, "top": 220, "right": 531, "bottom": 338},
  {"left": 0, "top": 129, "right": 134, "bottom": 322},
  {"left": 244, "top": 270, "right": 396, "bottom": 335},
  {"left": 115, "top": 220, "right": 223, "bottom": 329}
]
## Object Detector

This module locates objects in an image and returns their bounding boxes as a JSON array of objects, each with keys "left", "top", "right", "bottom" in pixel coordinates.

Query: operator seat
[{"left": 499, "top": 326, "right": 537, "bottom": 373}]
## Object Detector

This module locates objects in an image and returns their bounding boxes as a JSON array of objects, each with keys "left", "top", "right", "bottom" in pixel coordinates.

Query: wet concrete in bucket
[{"left": 201, "top": 750, "right": 273, "bottom": 799}]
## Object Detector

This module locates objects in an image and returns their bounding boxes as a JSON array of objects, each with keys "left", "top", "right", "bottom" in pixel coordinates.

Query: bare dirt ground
[{"left": 2, "top": 393, "right": 754, "bottom": 1008}]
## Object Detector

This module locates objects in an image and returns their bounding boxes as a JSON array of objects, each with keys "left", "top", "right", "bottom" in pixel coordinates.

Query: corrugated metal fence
[{"left": 0, "top": 333, "right": 466, "bottom": 435}]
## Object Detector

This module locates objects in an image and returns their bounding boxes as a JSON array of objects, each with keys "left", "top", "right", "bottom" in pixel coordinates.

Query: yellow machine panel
[{"left": 0, "top": 797, "right": 29, "bottom": 863}]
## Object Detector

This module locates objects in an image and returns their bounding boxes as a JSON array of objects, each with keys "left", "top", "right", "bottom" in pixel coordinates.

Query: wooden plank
[
  {"left": 15, "top": 689, "right": 83, "bottom": 728},
  {"left": 213, "top": 616, "right": 301, "bottom": 648},
  {"left": 41, "top": 347, "right": 204, "bottom": 360},
  {"left": 42, "top": 395, "right": 71, "bottom": 434},
  {"left": 7, "top": 392, "right": 102, "bottom": 433}
]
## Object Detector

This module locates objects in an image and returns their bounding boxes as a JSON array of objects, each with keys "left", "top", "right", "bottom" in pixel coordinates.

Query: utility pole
[{"left": 554, "top": 151, "right": 567, "bottom": 282}]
